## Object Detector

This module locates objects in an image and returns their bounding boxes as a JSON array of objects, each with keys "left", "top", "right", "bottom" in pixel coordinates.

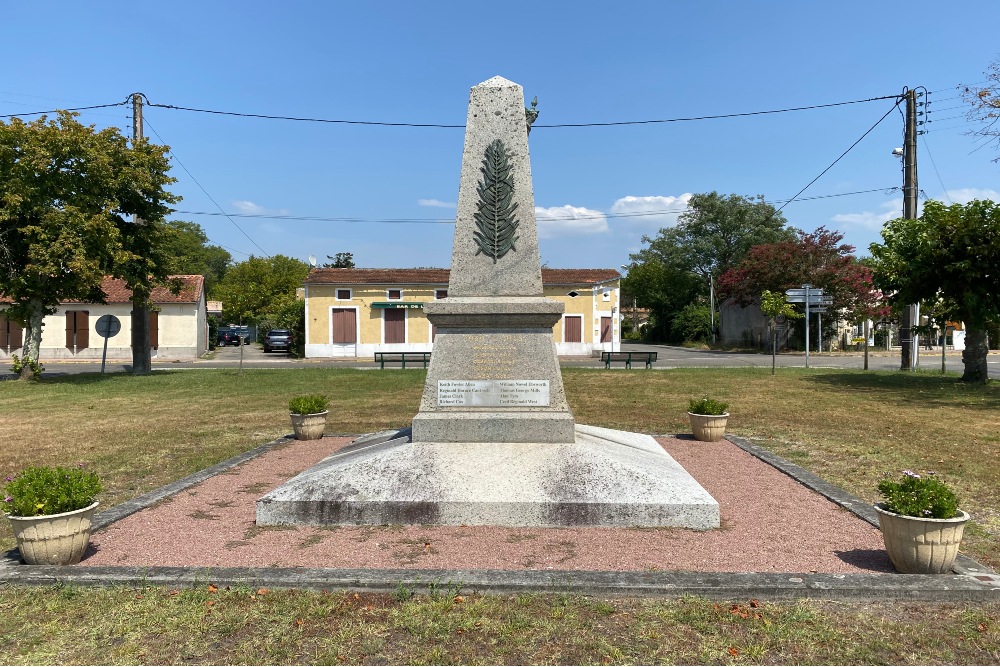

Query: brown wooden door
[
  {"left": 331, "top": 308, "right": 357, "bottom": 343},
  {"left": 564, "top": 316, "right": 582, "bottom": 343},
  {"left": 600, "top": 316, "right": 612, "bottom": 344},
  {"left": 384, "top": 309, "right": 405, "bottom": 344}
]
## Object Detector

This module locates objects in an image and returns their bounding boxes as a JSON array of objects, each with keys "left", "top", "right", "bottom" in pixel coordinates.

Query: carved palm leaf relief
[{"left": 473, "top": 138, "right": 520, "bottom": 264}]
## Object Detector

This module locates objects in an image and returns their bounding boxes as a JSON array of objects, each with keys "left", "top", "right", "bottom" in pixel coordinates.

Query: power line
[
  {"left": 921, "top": 136, "right": 952, "bottom": 204},
  {"left": 771, "top": 100, "right": 902, "bottom": 217},
  {"left": 173, "top": 187, "right": 900, "bottom": 225},
  {"left": 0, "top": 100, "right": 129, "bottom": 119},
  {"left": 142, "top": 116, "right": 271, "bottom": 257}
]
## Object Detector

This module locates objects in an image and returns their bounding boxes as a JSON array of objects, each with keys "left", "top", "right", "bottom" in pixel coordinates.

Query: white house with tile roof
[{"left": 0, "top": 275, "right": 208, "bottom": 361}]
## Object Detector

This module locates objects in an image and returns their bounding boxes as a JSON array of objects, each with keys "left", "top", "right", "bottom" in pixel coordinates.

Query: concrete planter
[
  {"left": 688, "top": 412, "right": 729, "bottom": 442},
  {"left": 874, "top": 503, "right": 969, "bottom": 574},
  {"left": 290, "top": 411, "right": 328, "bottom": 440},
  {"left": 8, "top": 501, "right": 100, "bottom": 565}
]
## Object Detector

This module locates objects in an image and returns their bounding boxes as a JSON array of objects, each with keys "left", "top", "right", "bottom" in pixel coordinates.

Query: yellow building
[{"left": 304, "top": 268, "right": 621, "bottom": 358}]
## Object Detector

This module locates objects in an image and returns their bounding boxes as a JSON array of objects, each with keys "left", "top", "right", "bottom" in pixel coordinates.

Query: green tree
[
  {"left": 0, "top": 112, "right": 177, "bottom": 379},
  {"left": 869, "top": 199, "right": 1000, "bottom": 383},
  {"left": 628, "top": 192, "right": 794, "bottom": 343},
  {"left": 322, "top": 252, "right": 355, "bottom": 268},
  {"left": 214, "top": 255, "right": 310, "bottom": 325},
  {"left": 160, "top": 221, "right": 232, "bottom": 294}
]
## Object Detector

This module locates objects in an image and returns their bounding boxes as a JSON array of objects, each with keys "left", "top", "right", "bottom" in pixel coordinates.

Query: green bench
[
  {"left": 374, "top": 352, "right": 432, "bottom": 369},
  {"left": 601, "top": 351, "right": 657, "bottom": 369}
]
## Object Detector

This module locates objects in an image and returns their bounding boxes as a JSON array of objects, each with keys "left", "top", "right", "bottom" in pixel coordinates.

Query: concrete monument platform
[
  {"left": 256, "top": 424, "right": 720, "bottom": 529},
  {"left": 256, "top": 75, "right": 719, "bottom": 530}
]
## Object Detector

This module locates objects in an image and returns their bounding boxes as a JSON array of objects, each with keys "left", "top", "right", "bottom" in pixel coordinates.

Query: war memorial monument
[{"left": 257, "top": 76, "right": 719, "bottom": 530}]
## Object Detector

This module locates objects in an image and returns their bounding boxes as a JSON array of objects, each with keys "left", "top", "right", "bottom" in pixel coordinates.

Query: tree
[
  {"left": 322, "top": 252, "right": 355, "bottom": 268},
  {"left": 961, "top": 59, "right": 1000, "bottom": 162},
  {"left": 718, "top": 227, "right": 878, "bottom": 323},
  {"left": 621, "top": 260, "right": 702, "bottom": 344},
  {"left": 635, "top": 192, "right": 794, "bottom": 281},
  {"left": 214, "top": 255, "right": 310, "bottom": 325},
  {"left": 760, "top": 289, "right": 803, "bottom": 374},
  {"left": 869, "top": 199, "right": 1000, "bottom": 383},
  {"left": 628, "top": 192, "right": 794, "bottom": 343},
  {"left": 160, "top": 221, "right": 232, "bottom": 294},
  {"left": 0, "top": 112, "right": 177, "bottom": 379}
]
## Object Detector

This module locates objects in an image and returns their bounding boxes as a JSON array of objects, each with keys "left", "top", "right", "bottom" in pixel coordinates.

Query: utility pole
[
  {"left": 130, "top": 92, "right": 152, "bottom": 375},
  {"left": 899, "top": 87, "right": 919, "bottom": 371}
]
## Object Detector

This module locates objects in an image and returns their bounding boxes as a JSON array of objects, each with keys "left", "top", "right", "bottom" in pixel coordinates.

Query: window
[
  {"left": 567, "top": 291, "right": 579, "bottom": 298},
  {"left": 602, "top": 290, "right": 612, "bottom": 302},
  {"left": 336, "top": 289, "right": 351, "bottom": 301},
  {"left": 384, "top": 309, "right": 405, "bottom": 344},
  {"left": 387, "top": 289, "right": 402, "bottom": 300},
  {"left": 564, "top": 315, "right": 582, "bottom": 343},
  {"left": 435, "top": 289, "right": 448, "bottom": 299},
  {"left": 65, "top": 310, "right": 90, "bottom": 351}
]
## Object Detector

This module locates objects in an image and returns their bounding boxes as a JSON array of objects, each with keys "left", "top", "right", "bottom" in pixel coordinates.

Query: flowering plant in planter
[
  {"left": 4, "top": 466, "right": 101, "bottom": 518},
  {"left": 3, "top": 466, "right": 102, "bottom": 566},
  {"left": 877, "top": 470, "right": 960, "bottom": 519},
  {"left": 688, "top": 397, "right": 729, "bottom": 416},
  {"left": 288, "top": 394, "right": 330, "bottom": 415},
  {"left": 874, "top": 470, "right": 968, "bottom": 574}
]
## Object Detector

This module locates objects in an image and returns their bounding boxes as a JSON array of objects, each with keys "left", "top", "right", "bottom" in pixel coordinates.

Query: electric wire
[
  {"left": 142, "top": 114, "right": 270, "bottom": 257},
  {"left": 0, "top": 101, "right": 129, "bottom": 119},
  {"left": 770, "top": 100, "right": 902, "bottom": 217},
  {"left": 920, "top": 136, "right": 952, "bottom": 203},
  {"left": 144, "top": 94, "right": 900, "bottom": 129},
  {"left": 173, "top": 187, "right": 900, "bottom": 225}
]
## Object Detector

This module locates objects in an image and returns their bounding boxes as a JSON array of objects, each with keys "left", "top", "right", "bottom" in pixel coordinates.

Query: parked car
[
  {"left": 217, "top": 330, "right": 242, "bottom": 347},
  {"left": 263, "top": 329, "right": 293, "bottom": 353}
]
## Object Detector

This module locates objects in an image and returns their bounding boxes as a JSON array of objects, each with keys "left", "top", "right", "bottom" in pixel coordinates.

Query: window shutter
[
  {"left": 149, "top": 311, "right": 159, "bottom": 349},
  {"left": 9, "top": 318, "right": 23, "bottom": 349},
  {"left": 66, "top": 312, "right": 74, "bottom": 349},
  {"left": 77, "top": 311, "right": 89, "bottom": 350}
]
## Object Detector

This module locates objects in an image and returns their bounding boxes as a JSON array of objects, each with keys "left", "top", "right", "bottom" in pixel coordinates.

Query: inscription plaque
[{"left": 437, "top": 380, "right": 549, "bottom": 407}]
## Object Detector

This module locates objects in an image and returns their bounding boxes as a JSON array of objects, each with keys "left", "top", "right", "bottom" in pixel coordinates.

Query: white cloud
[
  {"left": 418, "top": 198, "right": 457, "bottom": 208},
  {"left": 231, "top": 200, "right": 290, "bottom": 216},
  {"left": 831, "top": 198, "right": 902, "bottom": 230},
  {"left": 609, "top": 194, "right": 692, "bottom": 228},
  {"left": 534, "top": 205, "right": 609, "bottom": 238},
  {"left": 943, "top": 188, "right": 1000, "bottom": 204}
]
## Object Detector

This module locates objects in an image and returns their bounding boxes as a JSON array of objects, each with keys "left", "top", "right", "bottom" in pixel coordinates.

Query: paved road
[{"left": 3, "top": 340, "right": 996, "bottom": 380}]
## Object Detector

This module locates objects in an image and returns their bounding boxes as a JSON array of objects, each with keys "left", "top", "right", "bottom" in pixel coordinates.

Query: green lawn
[{"left": 0, "top": 367, "right": 998, "bottom": 664}]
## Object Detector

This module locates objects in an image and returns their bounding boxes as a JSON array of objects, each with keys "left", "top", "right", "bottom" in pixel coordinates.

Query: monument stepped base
[{"left": 256, "top": 424, "right": 720, "bottom": 529}]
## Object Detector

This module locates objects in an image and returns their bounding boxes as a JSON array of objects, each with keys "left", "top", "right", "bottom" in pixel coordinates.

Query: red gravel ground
[{"left": 84, "top": 436, "right": 894, "bottom": 574}]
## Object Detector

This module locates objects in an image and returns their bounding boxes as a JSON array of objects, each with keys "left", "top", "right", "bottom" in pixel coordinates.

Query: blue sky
[{"left": 4, "top": 2, "right": 999, "bottom": 271}]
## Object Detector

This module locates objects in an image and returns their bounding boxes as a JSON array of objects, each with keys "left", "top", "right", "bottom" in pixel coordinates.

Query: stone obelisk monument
[
  {"left": 256, "top": 77, "right": 719, "bottom": 529},
  {"left": 411, "top": 76, "right": 575, "bottom": 444}
]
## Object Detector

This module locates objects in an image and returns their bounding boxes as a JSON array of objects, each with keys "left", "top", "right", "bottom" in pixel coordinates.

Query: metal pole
[
  {"left": 709, "top": 274, "right": 716, "bottom": 345},
  {"left": 804, "top": 284, "right": 811, "bottom": 369},
  {"left": 817, "top": 312, "right": 822, "bottom": 354}
]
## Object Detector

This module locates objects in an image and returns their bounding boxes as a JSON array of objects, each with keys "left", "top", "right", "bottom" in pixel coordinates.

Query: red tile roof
[
  {"left": 305, "top": 268, "right": 620, "bottom": 286},
  {"left": 65, "top": 275, "right": 205, "bottom": 304}
]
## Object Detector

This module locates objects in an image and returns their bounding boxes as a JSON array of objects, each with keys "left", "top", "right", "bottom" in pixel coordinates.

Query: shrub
[
  {"left": 688, "top": 396, "right": 729, "bottom": 416},
  {"left": 877, "top": 470, "right": 960, "bottom": 519},
  {"left": 3, "top": 466, "right": 101, "bottom": 517},
  {"left": 288, "top": 394, "right": 329, "bottom": 415}
]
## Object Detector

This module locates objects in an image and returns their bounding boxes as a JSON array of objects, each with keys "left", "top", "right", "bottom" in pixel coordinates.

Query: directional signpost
[{"left": 785, "top": 285, "right": 833, "bottom": 367}]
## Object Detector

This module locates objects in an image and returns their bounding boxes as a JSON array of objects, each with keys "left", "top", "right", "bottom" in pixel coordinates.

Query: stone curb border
[{"left": 1, "top": 433, "right": 998, "bottom": 601}]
